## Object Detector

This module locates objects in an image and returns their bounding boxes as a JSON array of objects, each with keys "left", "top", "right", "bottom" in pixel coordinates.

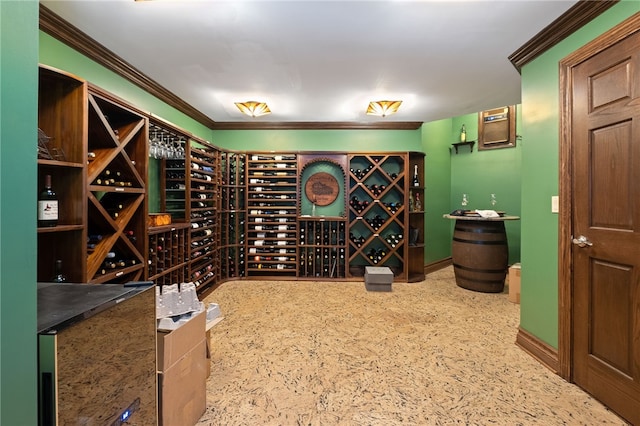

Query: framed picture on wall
[{"left": 478, "top": 105, "right": 516, "bottom": 150}]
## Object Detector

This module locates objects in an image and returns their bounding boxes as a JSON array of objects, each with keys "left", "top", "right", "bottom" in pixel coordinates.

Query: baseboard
[
  {"left": 424, "top": 257, "right": 452, "bottom": 275},
  {"left": 516, "top": 327, "right": 559, "bottom": 374}
]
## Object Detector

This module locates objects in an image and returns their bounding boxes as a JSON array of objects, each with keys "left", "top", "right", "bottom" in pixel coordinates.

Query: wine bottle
[
  {"left": 460, "top": 124, "right": 467, "bottom": 142},
  {"left": 412, "top": 165, "right": 420, "bottom": 187},
  {"left": 415, "top": 192, "right": 422, "bottom": 211},
  {"left": 51, "top": 259, "right": 67, "bottom": 283},
  {"left": 38, "top": 174, "right": 59, "bottom": 227}
]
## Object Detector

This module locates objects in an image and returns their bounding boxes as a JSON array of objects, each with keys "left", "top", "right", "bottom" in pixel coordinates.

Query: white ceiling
[{"left": 41, "top": 0, "right": 578, "bottom": 124}]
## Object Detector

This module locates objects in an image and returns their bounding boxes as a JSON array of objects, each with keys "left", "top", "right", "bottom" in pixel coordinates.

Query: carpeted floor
[{"left": 198, "top": 267, "right": 627, "bottom": 425}]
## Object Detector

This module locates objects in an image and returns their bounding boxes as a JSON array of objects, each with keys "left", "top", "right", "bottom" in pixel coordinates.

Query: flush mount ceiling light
[
  {"left": 235, "top": 101, "right": 271, "bottom": 117},
  {"left": 366, "top": 100, "right": 402, "bottom": 117}
]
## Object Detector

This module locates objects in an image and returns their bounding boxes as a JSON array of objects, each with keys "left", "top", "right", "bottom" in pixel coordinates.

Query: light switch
[{"left": 551, "top": 196, "right": 559, "bottom": 213}]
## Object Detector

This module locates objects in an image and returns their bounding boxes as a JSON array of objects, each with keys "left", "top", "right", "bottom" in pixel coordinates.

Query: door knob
[{"left": 572, "top": 235, "right": 593, "bottom": 247}]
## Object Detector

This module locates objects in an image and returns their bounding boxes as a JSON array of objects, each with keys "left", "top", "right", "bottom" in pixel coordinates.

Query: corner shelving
[{"left": 219, "top": 151, "right": 246, "bottom": 280}]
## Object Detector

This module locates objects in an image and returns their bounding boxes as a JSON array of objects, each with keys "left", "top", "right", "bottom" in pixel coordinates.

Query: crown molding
[
  {"left": 39, "top": 5, "right": 423, "bottom": 131},
  {"left": 211, "top": 121, "right": 423, "bottom": 130},
  {"left": 509, "top": 0, "right": 619, "bottom": 72},
  {"left": 39, "top": 4, "right": 217, "bottom": 129}
]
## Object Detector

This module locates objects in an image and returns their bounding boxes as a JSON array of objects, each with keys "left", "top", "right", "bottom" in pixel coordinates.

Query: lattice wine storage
[{"left": 86, "top": 89, "right": 148, "bottom": 283}]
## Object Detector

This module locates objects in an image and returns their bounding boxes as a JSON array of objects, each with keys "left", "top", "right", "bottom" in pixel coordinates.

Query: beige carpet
[{"left": 198, "top": 267, "right": 627, "bottom": 425}]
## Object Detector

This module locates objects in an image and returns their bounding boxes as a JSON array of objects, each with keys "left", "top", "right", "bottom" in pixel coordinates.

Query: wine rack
[
  {"left": 37, "top": 66, "right": 87, "bottom": 283},
  {"left": 298, "top": 219, "right": 347, "bottom": 278},
  {"left": 153, "top": 122, "right": 188, "bottom": 221},
  {"left": 188, "top": 140, "right": 220, "bottom": 289},
  {"left": 86, "top": 88, "right": 148, "bottom": 284},
  {"left": 348, "top": 154, "right": 406, "bottom": 279},
  {"left": 246, "top": 153, "right": 298, "bottom": 276},
  {"left": 220, "top": 152, "right": 246, "bottom": 280},
  {"left": 407, "top": 152, "right": 425, "bottom": 282},
  {"left": 148, "top": 223, "right": 190, "bottom": 285}
]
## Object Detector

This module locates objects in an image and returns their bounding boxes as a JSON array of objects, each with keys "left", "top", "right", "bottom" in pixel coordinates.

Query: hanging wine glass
[{"left": 150, "top": 129, "right": 160, "bottom": 159}]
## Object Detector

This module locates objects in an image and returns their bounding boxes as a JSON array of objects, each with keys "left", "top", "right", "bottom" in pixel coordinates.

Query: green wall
[
  {"left": 519, "top": 0, "right": 640, "bottom": 347},
  {"left": 421, "top": 119, "right": 453, "bottom": 264},
  {"left": 449, "top": 110, "right": 523, "bottom": 264},
  {"left": 0, "top": 2, "right": 39, "bottom": 424},
  {"left": 212, "top": 128, "right": 422, "bottom": 152}
]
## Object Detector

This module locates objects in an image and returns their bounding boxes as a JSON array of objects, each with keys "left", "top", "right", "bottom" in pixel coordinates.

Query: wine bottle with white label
[{"left": 38, "top": 174, "right": 59, "bottom": 227}]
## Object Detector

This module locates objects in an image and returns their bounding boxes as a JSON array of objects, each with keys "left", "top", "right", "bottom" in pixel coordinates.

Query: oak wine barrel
[{"left": 452, "top": 220, "right": 508, "bottom": 293}]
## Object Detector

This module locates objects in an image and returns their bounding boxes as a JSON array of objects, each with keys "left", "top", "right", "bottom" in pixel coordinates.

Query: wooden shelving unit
[
  {"left": 246, "top": 153, "right": 298, "bottom": 277},
  {"left": 219, "top": 152, "right": 246, "bottom": 280},
  {"left": 86, "top": 88, "right": 148, "bottom": 284},
  {"left": 348, "top": 153, "right": 407, "bottom": 279},
  {"left": 187, "top": 140, "right": 219, "bottom": 289},
  {"left": 407, "top": 152, "right": 426, "bottom": 282},
  {"left": 147, "top": 223, "right": 190, "bottom": 285},
  {"left": 37, "top": 65, "right": 87, "bottom": 283},
  {"left": 37, "top": 66, "right": 426, "bottom": 290},
  {"left": 298, "top": 218, "right": 346, "bottom": 279}
]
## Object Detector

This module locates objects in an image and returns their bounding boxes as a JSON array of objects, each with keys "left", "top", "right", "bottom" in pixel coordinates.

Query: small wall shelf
[{"left": 451, "top": 141, "right": 475, "bottom": 154}]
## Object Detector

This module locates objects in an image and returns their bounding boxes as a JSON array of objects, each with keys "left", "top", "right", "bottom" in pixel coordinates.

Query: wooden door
[{"left": 570, "top": 30, "right": 640, "bottom": 424}]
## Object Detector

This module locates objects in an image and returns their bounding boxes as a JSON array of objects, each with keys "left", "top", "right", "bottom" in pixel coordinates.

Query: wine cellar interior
[{"left": 37, "top": 65, "right": 426, "bottom": 296}]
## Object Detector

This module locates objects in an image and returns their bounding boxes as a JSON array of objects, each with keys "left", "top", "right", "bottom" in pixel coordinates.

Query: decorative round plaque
[{"left": 305, "top": 172, "right": 339, "bottom": 206}]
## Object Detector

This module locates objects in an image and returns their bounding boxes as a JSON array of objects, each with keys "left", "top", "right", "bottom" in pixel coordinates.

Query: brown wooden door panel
[{"left": 571, "top": 29, "right": 640, "bottom": 425}]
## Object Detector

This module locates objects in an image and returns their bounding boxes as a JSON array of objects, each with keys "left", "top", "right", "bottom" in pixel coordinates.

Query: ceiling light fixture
[
  {"left": 366, "top": 100, "right": 402, "bottom": 117},
  {"left": 235, "top": 101, "right": 271, "bottom": 117}
]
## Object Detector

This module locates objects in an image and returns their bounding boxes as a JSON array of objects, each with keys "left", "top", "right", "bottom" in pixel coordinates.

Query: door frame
[{"left": 558, "top": 12, "right": 640, "bottom": 381}]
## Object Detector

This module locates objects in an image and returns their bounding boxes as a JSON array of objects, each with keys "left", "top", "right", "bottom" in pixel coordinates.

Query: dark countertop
[{"left": 38, "top": 282, "right": 153, "bottom": 334}]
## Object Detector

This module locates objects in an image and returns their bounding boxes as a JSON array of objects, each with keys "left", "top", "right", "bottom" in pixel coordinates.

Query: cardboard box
[
  {"left": 205, "top": 329, "right": 211, "bottom": 378},
  {"left": 509, "top": 263, "right": 521, "bottom": 304},
  {"left": 157, "top": 310, "right": 206, "bottom": 425},
  {"left": 364, "top": 266, "right": 393, "bottom": 292},
  {"left": 157, "top": 339, "right": 207, "bottom": 426},
  {"left": 157, "top": 310, "right": 205, "bottom": 371}
]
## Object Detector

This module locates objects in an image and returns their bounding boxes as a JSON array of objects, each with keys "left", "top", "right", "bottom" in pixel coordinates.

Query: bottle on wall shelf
[
  {"left": 38, "top": 174, "right": 59, "bottom": 227},
  {"left": 460, "top": 124, "right": 467, "bottom": 142},
  {"left": 51, "top": 259, "right": 67, "bottom": 283},
  {"left": 412, "top": 165, "right": 420, "bottom": 187},
  {"left": 409, "top": 191, "right": 415, "bottom": 212},
  {"left": 414, "top": 193, "right": 422, "bottom": 212}
]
